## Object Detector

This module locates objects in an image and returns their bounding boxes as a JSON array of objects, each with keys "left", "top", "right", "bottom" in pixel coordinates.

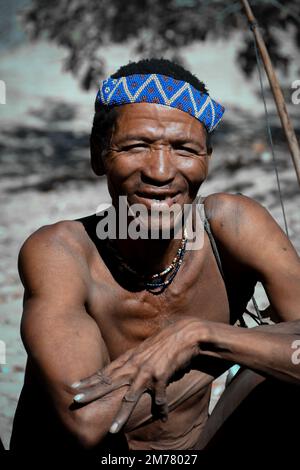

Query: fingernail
[
  {"left": 109, "top": 422, "right": 119, "bottom": 434},
  {"left": 71, "top": 382, "right": 81, "bottom": 389},
  {"left": 74, "top": 393, "right": 85, "bottom": 402}
]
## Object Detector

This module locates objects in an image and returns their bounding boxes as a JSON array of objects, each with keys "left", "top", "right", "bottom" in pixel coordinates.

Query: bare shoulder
[
  {"left": 18, "top": 220, "right": 92, "bottom": 293},
  {"left": 203, "top": 192, "right": 269, "bottom": 229},
  {"left": 203, "top": 192, "right": 282, "bottom": 238},
  {"left": 20, "top": 220, "right": 88, "bottom": 255},
  {"left": 202, "top": 192, "right": 299, "bottom": 266},
  {"left": 20, "top": 219, "right": 88, "bottom": 252}
]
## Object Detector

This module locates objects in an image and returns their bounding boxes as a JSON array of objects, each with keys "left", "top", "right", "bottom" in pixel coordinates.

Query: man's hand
[
  {"left": 73, "top": 315, "right": 300, "bottom": 435},
  {"left": 72, "top": 316, "right": 208, "bottom": 434}
]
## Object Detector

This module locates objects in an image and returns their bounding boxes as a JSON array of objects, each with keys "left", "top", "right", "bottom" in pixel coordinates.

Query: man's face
[{"left": 102, "top": 103, "right": 211, "bottom": 235}]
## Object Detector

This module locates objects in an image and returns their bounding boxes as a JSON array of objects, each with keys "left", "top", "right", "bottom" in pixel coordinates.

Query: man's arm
[
  {"left": 198, "top": 193, "right": 300, "bottom": 382},
  {"left": 19, "top": 221, "right": 127, "bottom": 448}
]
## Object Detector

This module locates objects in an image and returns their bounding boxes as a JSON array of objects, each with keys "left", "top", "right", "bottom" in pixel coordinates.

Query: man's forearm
[{"left": 196, "top": 320, "right": 300, "bottom": 384}]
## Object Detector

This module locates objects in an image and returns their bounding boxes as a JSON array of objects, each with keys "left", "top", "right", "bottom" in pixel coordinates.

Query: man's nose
[{"left": 141, "top": 147, "right": 176, "bottom": 186}]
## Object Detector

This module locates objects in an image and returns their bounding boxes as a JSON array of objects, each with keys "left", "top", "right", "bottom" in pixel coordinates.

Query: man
[{"left": 10, "top": 59, "right": 300, "bottom": 453}]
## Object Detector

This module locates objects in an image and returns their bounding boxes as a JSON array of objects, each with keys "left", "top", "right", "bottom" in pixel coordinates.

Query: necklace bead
[{"left": 105, "top": 230, "right": 187, "bottom": 293}]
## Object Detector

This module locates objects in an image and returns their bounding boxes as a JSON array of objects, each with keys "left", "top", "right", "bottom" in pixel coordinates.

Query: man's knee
[{"left": 205, "top": 374, "right": 300, "bottom": 450}]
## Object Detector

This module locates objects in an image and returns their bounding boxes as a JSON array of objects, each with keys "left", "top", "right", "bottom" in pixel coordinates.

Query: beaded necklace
[{"left": 105, "top": 230, "right": 187, "bottom": 294}]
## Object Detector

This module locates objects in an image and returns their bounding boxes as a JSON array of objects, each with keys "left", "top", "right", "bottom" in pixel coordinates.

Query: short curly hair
[{"left": 90, "top": 58, "right": 211, "bottom": 175}]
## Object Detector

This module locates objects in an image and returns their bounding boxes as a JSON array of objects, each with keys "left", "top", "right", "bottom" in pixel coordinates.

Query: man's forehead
[
  {"left": 112, "top": 103, "right": 207, "bottom": 142},
  {"left": 114, "top": 103, "right": 205, "bottom": 128}
]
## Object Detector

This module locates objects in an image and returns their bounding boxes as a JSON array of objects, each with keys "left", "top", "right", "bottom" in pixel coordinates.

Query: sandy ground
[{"left": 1, "top": 38, "right": 300, "bottom": 450}]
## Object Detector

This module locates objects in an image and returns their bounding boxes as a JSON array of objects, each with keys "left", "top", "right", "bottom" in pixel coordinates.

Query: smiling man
[{"left": 10, "top": 59, "right": 300, "bottom": 454}]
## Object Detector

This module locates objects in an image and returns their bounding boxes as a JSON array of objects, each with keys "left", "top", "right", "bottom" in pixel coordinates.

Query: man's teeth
[{"left": 137, "top": 193, "right": 175, "bottom": 202}]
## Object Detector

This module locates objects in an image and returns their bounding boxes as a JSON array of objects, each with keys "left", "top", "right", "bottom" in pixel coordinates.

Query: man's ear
[
  {"left": 90, "top": 138, "right": 106, "bottom": 176},
  {"left": 205, "top": 147, "right": 212, "bottom": 177}
]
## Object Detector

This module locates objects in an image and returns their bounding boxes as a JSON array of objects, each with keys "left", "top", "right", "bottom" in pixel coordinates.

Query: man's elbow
[
  {"left": 69, "top": 410, "right": 108, "bottom": 450},
  {"left": 71, "top": 414, "right": 128, "bottom": 451},
  {"left": 60, "top": 386, "right": 126, "bottom": 450},
  {"left": 74, "top": 426, "right": 104, "bottom": 450}
]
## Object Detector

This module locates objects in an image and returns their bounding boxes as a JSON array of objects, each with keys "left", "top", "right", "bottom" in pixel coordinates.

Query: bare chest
[{"left": 87, "top": 240, "right": 232, "bottom": 360}]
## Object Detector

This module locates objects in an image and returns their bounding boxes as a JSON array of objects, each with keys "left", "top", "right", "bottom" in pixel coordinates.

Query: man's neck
[{"left": 114, "top": 235, "right": 184, "bottom": 276}]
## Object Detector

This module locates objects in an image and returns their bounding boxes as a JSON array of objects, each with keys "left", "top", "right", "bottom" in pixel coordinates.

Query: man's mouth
[{"left": 133, "top": 190, "right": 180, "bottom": 208}]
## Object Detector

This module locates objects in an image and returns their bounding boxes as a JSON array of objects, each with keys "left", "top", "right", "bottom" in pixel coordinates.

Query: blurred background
[{"left": 0, "top": 0, "right": 299, "bottom": 449}]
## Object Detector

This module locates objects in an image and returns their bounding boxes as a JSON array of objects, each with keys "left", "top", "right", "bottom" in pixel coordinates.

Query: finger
[
  {"left": 71, "top": 369, "right": 112, "bottom": 390},
  {"left": 73, "top": 376, "right": 129, "bottom": 404},
  {"left": 153, "top": 381, "right": 169, "bottom": 422},
  {"left": 109, "top": 376, "right": 148, "bottom": 433},
  {"left": 109, "top": 390, "right": 144, "bottom": 434},
  {"left": 71, "top": 350, "right": 134, "bottom": 390}
]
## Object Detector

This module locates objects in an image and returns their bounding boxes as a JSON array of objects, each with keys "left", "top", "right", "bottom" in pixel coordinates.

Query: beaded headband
[{"left": 96, "top": 73, "right": 225, "bottom": 133}]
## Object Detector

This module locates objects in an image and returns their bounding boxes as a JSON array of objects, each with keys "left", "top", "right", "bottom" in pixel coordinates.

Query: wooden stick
[{"left": 240, "top": 0, "right": 300, "bottom": 188}]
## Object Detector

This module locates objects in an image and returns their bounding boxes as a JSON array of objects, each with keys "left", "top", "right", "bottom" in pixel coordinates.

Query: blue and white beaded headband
[{"left": 96, "top": 73, "right": 225, "bottom": 133}]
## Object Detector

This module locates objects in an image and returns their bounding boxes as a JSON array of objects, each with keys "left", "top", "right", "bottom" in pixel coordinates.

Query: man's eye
[
  {"left": 174, "top": 145, "right": 197, "bottom": 154},
  {"left": 121, "top": 143, "right": 148, "bottom": 151}
]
